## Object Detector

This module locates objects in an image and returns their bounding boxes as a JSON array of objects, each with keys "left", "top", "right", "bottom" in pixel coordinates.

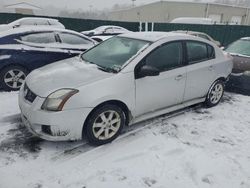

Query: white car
[
  {"left": 0, "top": 17, "right": 65, "bottom": 32},
  {"left": 170, "top": 17, "right": 213, "bottom": 25},
  {"left": 19, "top": 32, "right": 233, "bottom": 145},
  {"left": 81, "top": 25, "right": 129, "bottom": 36},
  {"left": 91, "top": 35, "right": 113, "bottom": 43}
]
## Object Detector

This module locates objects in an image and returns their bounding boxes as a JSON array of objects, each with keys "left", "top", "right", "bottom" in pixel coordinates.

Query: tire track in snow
[{"left": 51, "top": 104, "right": 203, "bottom": 162}]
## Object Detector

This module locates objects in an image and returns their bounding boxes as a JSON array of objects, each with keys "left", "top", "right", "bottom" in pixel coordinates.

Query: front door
[{"left": 135, "top": 41, "right": 187, "bottom": 117}]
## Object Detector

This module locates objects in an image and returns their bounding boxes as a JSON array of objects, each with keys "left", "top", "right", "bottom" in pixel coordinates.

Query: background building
[
  {"left": 1, "top": 2, "right": 42, "bottom": 15},
  {"left": 108, "top": 1, "right": 250, "bottom": 25}
]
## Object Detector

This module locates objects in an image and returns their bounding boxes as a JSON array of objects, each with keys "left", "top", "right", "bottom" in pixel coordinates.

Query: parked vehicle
[
  {"left": 81, "top": 25, "right": 130, "bottom": 36},
  {"left": 175, "top": 30, "right": 221, "bottom": 46},
  {"left": 19, "top": 32, "right": 233, "bottom": 145},
  {"left": 91, "top": 35, "right": 113, "bottom": 43},
  {"left": 170, "top": 17, "right": 213, "bottom": 25},
  {"left": 224, "top": 37, "right": 250, "bottom": 95},
  {"left": 225, "top": 37, "right": 250, "bottom": 73},
  {"left": 0, "top": 17, "right": 65, "bottom": 32},
  {"left": 0, "top": 27, "right": 96, "bottom": 91}
]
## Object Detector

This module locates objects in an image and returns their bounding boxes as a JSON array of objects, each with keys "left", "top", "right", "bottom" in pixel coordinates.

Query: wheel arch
[
  {"left": 82, "top": 100, "right": 131, "bottom": 137},
  {"left": 0, "top": 62, "right": 31, "bottom": 73},
  {"left": 215, "top": 76, "right": 227, "bottom": 83},
  {"left": 206, "top": 77, "right": 226, "bottom": 100}
]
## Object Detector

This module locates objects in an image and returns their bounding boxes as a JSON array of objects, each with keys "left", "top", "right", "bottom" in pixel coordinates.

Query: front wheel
[
  {"left": 205, "top": 80, "right": 225, "bottom": 107},
  {"left": 85, "top": 104, "right": 125, "bottom": 145},
  {"left": 0, "top": 65, "right": 29, "bottom": 91}
]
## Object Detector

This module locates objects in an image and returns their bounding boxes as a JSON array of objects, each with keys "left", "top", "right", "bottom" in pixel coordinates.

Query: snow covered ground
[{"left": 0, "top": 91, "right": 250, "bottom": 188}]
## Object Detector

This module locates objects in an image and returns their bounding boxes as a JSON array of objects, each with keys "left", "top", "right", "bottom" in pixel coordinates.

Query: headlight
[{"left": 41, "top": 89, "right": 79, "bottom": 111}]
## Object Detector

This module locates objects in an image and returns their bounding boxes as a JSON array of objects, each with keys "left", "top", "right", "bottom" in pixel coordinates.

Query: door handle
[
  {"left": 208, "top": 65, "right": 213, "bottom": 71},
  {"left": 175, "top": 75, "right": 183, "bottom": 80}
]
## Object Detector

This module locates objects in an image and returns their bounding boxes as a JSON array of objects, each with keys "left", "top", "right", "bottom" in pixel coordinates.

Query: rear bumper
[{"left": 18, "top": 85, "right": 93, "bottom": 141}]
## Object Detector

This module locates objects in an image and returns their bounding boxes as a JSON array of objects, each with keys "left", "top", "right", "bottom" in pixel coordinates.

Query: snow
[
  {"left": 0, "top": 55, "right": 11, "bottom": 60},
  {"left": 0, "top": 44, "right": 83, "bottom": 54},
  {"left": 0, "top": 91, "right": 250, "bottom": 188}
]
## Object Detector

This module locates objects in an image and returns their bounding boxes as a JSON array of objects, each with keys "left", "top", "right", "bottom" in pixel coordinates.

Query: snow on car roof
[
  {"left": 241, "top": 37, "right": 250, "bottom": 40},
  {"left": 14, "top": 17, "right": 59, "bottom": 22},
  {"left": 95, "top": 25, "right": 126, "bottom": 29},
  {"left": 120, "top": 32, "right": 195, "bottom": 42},
  {"left": 0, "top": 26, "right": 84, "bottom": 38}
]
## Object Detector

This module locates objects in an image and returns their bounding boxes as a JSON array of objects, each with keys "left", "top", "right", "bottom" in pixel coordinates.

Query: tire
[
  {"left": 205, "top": 80, "right": 225, "bottom": 108},
  {"left": 0, "top": 65, "right": 29, "bottom": 91},
  {"left": 85, "top": 104, "right": 125, "bottom": 146}
]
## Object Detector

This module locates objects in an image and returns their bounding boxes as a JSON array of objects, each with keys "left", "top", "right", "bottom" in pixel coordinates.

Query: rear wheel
[
  {"left": 0, "top": 65, "right": 28, "bottom": 91},
  {"left": 85, "top": 104, "right": 125, "bottom": 145},
  {"left": 205, "top": 80, "right": 224, "bottom": 107}
]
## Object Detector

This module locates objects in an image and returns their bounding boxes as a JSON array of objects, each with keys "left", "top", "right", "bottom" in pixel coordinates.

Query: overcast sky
[
  {"left": 1, "top": 0, "right": 168, "bottom": 10},
  {"left": 0, "top": 0, "right": 161, "bottom": 10}
]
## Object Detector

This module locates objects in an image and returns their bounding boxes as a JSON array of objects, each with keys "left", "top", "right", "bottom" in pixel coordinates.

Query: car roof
[
  {"left": 175, "top": 30, "right": 207, "bottom": 35},
  {"left": 0, "top": 26, "right": 84, "bottom": 38},
  {"left": 14, "top": 17, "right": 59, "bottom": 22},
  {"left": 119, "top": 32, "right": 197, "bottom": 42},
  {"left": 96, "top": 25, "right": 125, "bottom": 28}
]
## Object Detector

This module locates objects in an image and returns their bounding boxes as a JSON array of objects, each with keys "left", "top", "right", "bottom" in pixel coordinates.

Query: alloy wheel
[
  {"left": 209, "top": 83, "right": 224, "bottom": 104},
  {"left": 92, "top": 110, "right": 121, "bottom": 140},
  {"left": 4, "top": 69, "right": 26, "bottom": 89}
]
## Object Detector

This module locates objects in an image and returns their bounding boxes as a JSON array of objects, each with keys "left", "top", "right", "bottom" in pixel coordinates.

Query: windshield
[
  {"left": 81, "top": 36, "right": 150, "bottom": 72},
  {"left": 225, "top": 39, "right": 250, "bottom": 56}
]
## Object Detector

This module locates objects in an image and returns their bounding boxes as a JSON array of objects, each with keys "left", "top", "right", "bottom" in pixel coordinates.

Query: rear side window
[
  {"left": 145, "top": 42, "right": 183, "bottom": 72},
  {"left": 186, "top": 41, "right": 215, "bottom": 64},
  {"left": 21, "top": 32, "right": 56, "bottom": 43},
  {"left": 59, "top": 33, "right": 92, "bottom": 45}
]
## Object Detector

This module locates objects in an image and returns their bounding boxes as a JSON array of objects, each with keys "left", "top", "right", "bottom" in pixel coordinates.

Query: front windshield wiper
[
  {"left": 97, "top": 65, "right": 119, "bottom": 73},
  {"left": 80, "top": 56, "right": 119, "bottom": 73}
]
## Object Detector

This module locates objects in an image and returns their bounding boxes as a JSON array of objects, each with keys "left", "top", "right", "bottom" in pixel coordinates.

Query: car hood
[{"left": 25, "top": 56, "right": 114, "bottom": 97}]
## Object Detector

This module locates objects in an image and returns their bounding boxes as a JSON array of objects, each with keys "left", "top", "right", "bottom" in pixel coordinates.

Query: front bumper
[
  {"left": 225, "top": 73, "right": 250, "bottom": 96},
  {"left": 18, "top": 85, "right": 93, "bottom": 141}
]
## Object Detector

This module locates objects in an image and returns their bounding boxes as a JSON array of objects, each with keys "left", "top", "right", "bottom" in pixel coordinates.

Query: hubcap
[
  {"left": 4, "top": 69, "right": 26, "bottom": 89},
  {"left": 210, "top": 83, "right": 223, "bottom": 104},
  {"left": 92, "top": 110, "right": 121, "bottom": 140}
]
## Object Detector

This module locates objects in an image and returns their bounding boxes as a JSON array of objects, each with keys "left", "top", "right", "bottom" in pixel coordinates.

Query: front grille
[{"left": 24, "top": 84, "right": 37, "bottom": 103}]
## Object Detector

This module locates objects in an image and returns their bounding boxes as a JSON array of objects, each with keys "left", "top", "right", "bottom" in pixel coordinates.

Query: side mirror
[{"left": 137, "top": 65, "right": 160, "bottom": 78}]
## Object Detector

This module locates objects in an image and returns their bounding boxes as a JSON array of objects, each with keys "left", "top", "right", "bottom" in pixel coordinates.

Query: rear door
[
  {"left": 183, "top": 41, "right": 216, "bottom": 101},
  {"left": 17, "top": 32, "right": 71, "bottom": 70},
  {"left": 135, "top": 41, "right": 187, "bottom": 116}
]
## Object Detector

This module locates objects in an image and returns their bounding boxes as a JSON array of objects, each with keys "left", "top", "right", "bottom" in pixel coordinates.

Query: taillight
[{"left": 223, "top": 52, "right": 233, "bottom": 60}]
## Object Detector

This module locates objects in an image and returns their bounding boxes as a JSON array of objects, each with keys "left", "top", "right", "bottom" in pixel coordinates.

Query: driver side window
[{"left": 144, "top": 42, "right": 183, "bottom": 72}]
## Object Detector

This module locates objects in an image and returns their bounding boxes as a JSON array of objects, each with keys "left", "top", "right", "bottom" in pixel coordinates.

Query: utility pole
[{"left": 132, "top": 0, "right": 136, "bottom": 7}]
